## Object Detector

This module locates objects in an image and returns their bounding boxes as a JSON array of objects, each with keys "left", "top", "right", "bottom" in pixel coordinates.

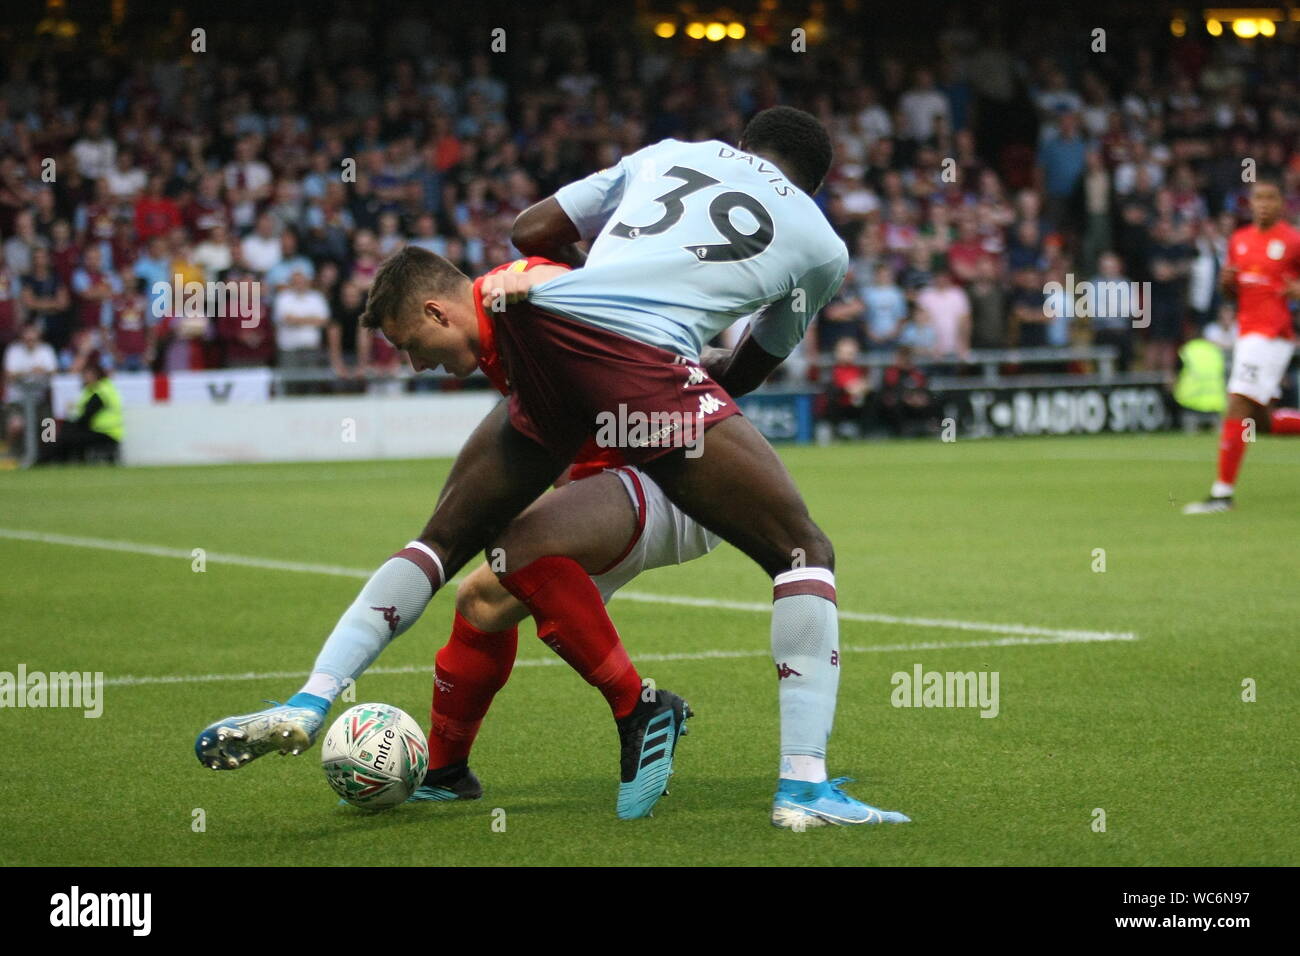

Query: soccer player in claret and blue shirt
[{"left": 195, "top": 107, "right": 910, "bottom": 828}]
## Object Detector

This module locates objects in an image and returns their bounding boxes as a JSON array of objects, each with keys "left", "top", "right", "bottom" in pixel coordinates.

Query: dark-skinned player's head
[
  {"left": 1248, "top": 177, "right": 1283, "bottom": 228},
  {"left": 738, "top": 106, "right": 833, "bottom": 196},
  {"left": 360, "top": 246, "right": 479, "bottom": 376}
]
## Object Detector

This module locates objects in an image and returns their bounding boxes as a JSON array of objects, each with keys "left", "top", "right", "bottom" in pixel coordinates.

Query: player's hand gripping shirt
[
  {"left": 471, "top": 257, "right": 624, "bottom": 479},
  {"left": 528, "top": 138, "right": 849, "bottom": 361}
]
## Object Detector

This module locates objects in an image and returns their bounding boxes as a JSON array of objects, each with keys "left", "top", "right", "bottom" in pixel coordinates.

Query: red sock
[
  {"left": 1217, "top": 417, "right": 1248, "bottom": 487},
  {"left": 500, "top": 555, "right": 642, "bottom": 718},
  {"left": 1269, "top": 408, "right": 1300, "bottom": 435},
  {"left": 427, "top": 611, "right": 517, "bottom": 769}
]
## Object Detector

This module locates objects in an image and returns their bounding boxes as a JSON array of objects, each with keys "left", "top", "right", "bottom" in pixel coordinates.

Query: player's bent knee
[
  {"left": 758, "top": 520, "right": 834, "bottom": 577},
  {"left": 455, "top": 568, "right": 519, "bottom": 633}
]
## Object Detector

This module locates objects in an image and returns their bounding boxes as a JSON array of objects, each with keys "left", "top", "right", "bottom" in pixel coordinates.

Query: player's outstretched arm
[{"left": 512, "top": 197, "right": 587, "bottom": 268}]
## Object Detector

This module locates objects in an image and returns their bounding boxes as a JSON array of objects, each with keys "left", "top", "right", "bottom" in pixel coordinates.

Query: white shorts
[
  {"left": 590, "top": 466, "right": 722, "bottom": 603},
  {"left": 1227, "top": 333, "right": 1295, "bottom": 405}
]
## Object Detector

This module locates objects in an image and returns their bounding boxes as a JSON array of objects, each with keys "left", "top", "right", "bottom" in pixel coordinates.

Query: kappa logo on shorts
[
  {"left": 685, "top": 365, "right": 707, "bottom": 386},
  {"left": 1240, "top": 363, "right": 1260, "bottom": 383},
  {"left": 698, "top": 394, "right": 727, "bottom": 416}
]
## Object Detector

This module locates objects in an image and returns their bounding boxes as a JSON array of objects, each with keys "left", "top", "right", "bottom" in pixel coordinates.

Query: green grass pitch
[{"left": 2, "top": 432, "right": 1296, "bottom": 866}]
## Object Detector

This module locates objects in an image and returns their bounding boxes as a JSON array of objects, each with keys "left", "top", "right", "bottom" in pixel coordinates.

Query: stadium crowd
[{"left": 2, "top": 7, "right": 1297, "bottom": 441}]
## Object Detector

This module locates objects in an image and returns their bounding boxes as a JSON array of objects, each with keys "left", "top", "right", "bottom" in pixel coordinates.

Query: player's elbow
[{"left": 510, "top": 206, "right": 549, "bottom": 255}]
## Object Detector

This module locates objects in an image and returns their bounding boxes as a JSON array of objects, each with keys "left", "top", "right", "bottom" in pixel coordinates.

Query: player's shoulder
[{"left": 481, "top": 256, "right": 570, "bottom": 279}]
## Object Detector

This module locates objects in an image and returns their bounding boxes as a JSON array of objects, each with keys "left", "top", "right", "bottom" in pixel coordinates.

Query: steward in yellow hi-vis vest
[
  {"left": 1174, "top": 338, "right": 1227, "bottom": 414},
  {"left": 37, "top": 354, "right": 123, "bottom": 465}
]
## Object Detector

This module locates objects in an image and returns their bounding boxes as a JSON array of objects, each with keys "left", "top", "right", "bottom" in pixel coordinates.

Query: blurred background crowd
[{"left": 2, "top": 1, "right": 1298, "bottom": 440}]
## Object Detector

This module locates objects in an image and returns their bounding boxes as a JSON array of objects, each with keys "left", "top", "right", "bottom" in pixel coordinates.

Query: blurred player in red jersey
[{"left": 1185, "top": 179, "right": 1300, "bottom": 514}]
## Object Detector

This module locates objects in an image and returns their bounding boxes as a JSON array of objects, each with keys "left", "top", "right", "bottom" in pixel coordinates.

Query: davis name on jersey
[{"left": 528, "top": 138, "right": 849, "bottom": 361}]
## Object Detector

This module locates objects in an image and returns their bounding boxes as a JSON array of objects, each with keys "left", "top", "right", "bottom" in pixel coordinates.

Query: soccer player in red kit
[{"left": 1185, "top": 179, "right": 1300, "bottom": 514}]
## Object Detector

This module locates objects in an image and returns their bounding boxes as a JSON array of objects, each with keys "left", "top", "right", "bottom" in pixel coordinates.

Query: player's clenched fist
[{"left": 481, "top": 269, "right": 540, "bottom": 312}]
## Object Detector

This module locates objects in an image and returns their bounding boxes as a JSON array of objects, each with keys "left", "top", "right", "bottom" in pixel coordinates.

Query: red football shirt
[
  {"left": 471, "top": 258, "right": 626, "bottom": 479},
  {"left": 1226, "top": 221, "right": 1300, "bottom": 339}
]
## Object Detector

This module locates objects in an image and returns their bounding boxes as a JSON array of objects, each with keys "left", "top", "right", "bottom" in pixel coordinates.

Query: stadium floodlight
[
  {"left": 1232, "top": 18, "right": 1259, "bottom": 36},
  {"left": 1206, "top": 17, "right": 1224, "bottom": 35},
  {"left": 705, "top": 22, "right": 727, "bottom": 41},
  {"left": 1258, "top": 17, "right": 1276, "bottom": 35},
  {"left": 727, "top": 21, "right": 746, "bottom": 39},
  {"left": 686, "top": 21, "right": 706, "bottom": 39},
  {"left": 654, "top": 21, "right": 676, "bottom": 38}
]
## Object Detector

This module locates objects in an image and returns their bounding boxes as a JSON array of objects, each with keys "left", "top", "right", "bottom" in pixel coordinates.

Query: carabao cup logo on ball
[{"left": 322, "top": 703, "right": 428, "bottom": 810}]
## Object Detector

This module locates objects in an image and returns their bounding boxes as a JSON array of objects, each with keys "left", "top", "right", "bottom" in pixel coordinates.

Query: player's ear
[{"left": 424, "top": 299, "right": 449, "bottom": 327}]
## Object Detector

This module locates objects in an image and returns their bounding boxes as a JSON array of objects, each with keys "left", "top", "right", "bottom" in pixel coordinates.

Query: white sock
[
  {"left": 781, "top": 754, "right": 828, "bottom": 783},
  {"left": 1211, "top": 481, "right": 1234, "bottom": 498},
  {"left": 771, "top": 568, "right": 840, "bottom": 781},
  {"left": 306, "top": 541, "right": 442, "bottom": 691},
  {"left": 299, "top": 672, "right": 345, "bottom": 702}
]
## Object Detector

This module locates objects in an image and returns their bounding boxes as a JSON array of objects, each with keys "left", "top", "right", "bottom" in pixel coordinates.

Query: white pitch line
[
  {"left": 0, "top": 527, "right": 1138, "bottom": 646},
  {"left": 101, "top": 632, "right": 1133, "bottom": 688}
]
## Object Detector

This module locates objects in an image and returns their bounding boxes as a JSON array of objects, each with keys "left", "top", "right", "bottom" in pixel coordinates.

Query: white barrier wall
[{"left": 122, "top": 393, "right": 501, "bottom": 465}]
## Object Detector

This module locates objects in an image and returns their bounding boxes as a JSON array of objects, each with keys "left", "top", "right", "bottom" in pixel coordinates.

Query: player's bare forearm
[
  {"left": 712, "top": 330, "right": 783, "bottom": 398},
  {"left": 512, "top": 197, "right": 584, "bottom": 266}
]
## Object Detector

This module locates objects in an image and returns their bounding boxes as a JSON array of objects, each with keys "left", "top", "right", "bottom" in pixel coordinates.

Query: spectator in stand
[
  {"left": 133, "top": 235, "right": 171, "bottom": 320},
  {"left": 967, "top": 256, "right": 1008, "bottom": 349},
  {"left": 376, "top": 211, "right": 406, "bottom": 257},
  {"left": 1041, "top": 263, "right": 1076, "bottom": 348},
  {"left": 1187, "top": 216, "right": 1226, "bottom": 332},
  {"left": 193, "top": 222, "right": 234, "bottom": 280},
  {"left": 0, "top": 258, "right": 22, "bottom": 346},
  {"left": 1087, "top": 251, "right": 1136, "bottom": 371},
  {"left": 356, "top": 290, "right": 403, "bottom": 393},
  {"left": 70, "top": 114, "right": 116, "bottom": 181},
  {"left": 1080, "top": 148, "right": 1112, "bottom": 274},
  {"left": 109, "top": 264, "right": 154, "bottom": 372},
  {"left": 899, "top": 303, "right": 939, "bottom": 358},
  {"left": 224, "top": 136, "right": 274, "bottom": 232},
  {"left": 816, "top": 268, "right": 867, "bottom": 355},
  {"left": 863, "top": 263, "right": 908, "bottom": 353},
  {"left": 3, "top": 321, "right": 56, "bottom": 455},
  {"left": 71, "top": 244, "right": 119, "bottom": 352},
  {"left": 273, "top": 267, "right": 330, "bottom": 389},
  {"left": 185, "top": 171, "right": 230, "bottom": 239},
  {"left": 328, "top": 278, "right": 366, "bottom": 385},
  {"left": 1009, "top": 266, "right": 1050, "bottom": 347},
  {"left": 348, "top": 229, "right": 382, "bottom": 290},
  {"left": 898, "top": 68, "right": 950, "bottom": 142},
  {"left": 21, "top": 247, "right": 70, "bottom": 361},
  {"left": 263, "top": 229, "right": 315, "bottom": 294},
  {"left": 48, "top": 219, "right": 81, "bottom": 284},
  {"left": 824, "top": 337, "right": 873, "bottom": 438},
  {"left": 104, "top": 150, "right": 147, "bottom": 202},
  {"left": 3, "top": 209, "right": 40, "bottom": 276},
  {"left": 134, "top": 174, "right": 182, "bottom": 243},
  {"left": 879, "top": 345, "right": 937, "bottom": 437},
  {"left": 217, "top": 258, "right": 275, "bottom": 368},
  {"left": 947, "top": 216, "right": 993, "bottom": 284},
  {"left": 240, "top": 212, "right": 283, "bottom": 275},
  {"left": 1145, "top": 217, "right": 1193, "bottom": 373},
  {"left": 915, "top": 270, "right": 972, "bottom": 361}
]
